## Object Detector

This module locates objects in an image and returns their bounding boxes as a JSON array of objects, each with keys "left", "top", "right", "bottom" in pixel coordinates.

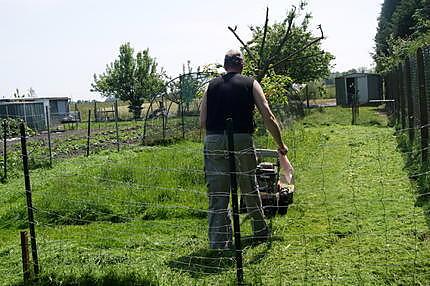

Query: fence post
[
  {"left": 74, "top": 103, "right": 79, "bottom": 129},
  {"left": 20, "top": 122, "right": 40, "bottom": 276},
  {"left": 3, "top": 120, "right": 7, "bottom": 182},
  {"left": 398, "top": 64, "right": 407, "bottom": 130},
  {"left": 114, "top": 100, "right": 120, "bottom": 152},
  {"left": 20, "top": 231, "right": 30, "bottom": 284},
  {"left": 161, "top": 95, "right": 166, "bottom": 140},
  {"left": 93, "top": 101, "right": 97, "bottom": 122},
  {"left": 404, "top": 58, "right": 415, "bottom": 143},
  {"left": 45, "top": 106, "right": 52, "bottom": 167},
  {"left": 305, "top": 85, "right": 310, "bottom": 109},
  {"left": 179, "top": 75, "right": 185, "bottom": 139},
  {"left": 86, "top": 110, "right": 91, "bottom": 157},
  {"left": 225, "top": 118, "right": 244, "bottom": 285},
  {"left": 417, "top": 48, "right": 428, "bottom": 167}
]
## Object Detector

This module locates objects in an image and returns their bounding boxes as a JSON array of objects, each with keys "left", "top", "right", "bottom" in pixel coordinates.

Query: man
[{"left": 200, "top": 49, "right": 288, "bottom": 250}]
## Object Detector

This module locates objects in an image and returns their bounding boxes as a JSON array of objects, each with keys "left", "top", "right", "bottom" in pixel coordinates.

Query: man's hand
[{"left": 278, "top": 144, "right": 288, "bottom": 156}]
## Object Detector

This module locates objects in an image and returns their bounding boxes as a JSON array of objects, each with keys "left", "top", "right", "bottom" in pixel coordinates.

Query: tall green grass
[{"left": 0, "top": 107, "right": 429, "bottom": 285}]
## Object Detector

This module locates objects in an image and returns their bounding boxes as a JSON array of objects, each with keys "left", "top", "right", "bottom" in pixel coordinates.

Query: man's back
[{"left": 206, "top": 72, "right": 255, "bottom": 134}]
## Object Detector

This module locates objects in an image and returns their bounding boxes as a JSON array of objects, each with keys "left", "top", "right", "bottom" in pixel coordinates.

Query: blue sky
[{"left": 0, "top": 0, "right": 384, "bottom": 100}]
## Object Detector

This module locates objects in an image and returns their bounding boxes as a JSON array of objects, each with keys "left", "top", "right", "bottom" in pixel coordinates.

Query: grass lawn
[{"left": 0, "top": 106, "right": 429, "bottom": 285}]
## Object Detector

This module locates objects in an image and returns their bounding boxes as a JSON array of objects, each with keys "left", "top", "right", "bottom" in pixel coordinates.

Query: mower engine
[{"left": 240, "top": 149, "right": 294, "bottom": 218}]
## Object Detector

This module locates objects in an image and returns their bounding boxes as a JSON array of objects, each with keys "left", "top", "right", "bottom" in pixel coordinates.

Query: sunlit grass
[{"left": 0, "top": 107, "right": 428, "bottom": 285}]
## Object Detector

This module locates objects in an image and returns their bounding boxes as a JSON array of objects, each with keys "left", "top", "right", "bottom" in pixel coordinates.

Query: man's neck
[{"left": 225, "top": 68, "right": 242, "bottom": 74}]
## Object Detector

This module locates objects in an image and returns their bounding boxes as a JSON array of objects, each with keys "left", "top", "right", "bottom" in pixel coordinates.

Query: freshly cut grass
[{"left": 0, "top": 106, "right": 429, "bottom": 285}]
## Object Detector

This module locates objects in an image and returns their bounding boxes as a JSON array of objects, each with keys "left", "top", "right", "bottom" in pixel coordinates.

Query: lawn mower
[{"left": 240, "top": 149, "right": 295, "bottom": 218}]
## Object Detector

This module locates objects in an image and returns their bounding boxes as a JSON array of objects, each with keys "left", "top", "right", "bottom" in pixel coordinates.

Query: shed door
[
  {"left": 357, "top": 76, "right": 368, "bottom": 104},
  {"left": 346, "top": 78, "right": 355, "bottom": 105}
]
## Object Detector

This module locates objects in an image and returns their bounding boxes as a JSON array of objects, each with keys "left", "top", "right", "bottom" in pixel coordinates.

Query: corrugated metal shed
[
  {"left": 0, "top": 97, "right": 70, "bottom": 130},
  {"left": 335, "top": 73, "right": 382, "bottom": 106}
]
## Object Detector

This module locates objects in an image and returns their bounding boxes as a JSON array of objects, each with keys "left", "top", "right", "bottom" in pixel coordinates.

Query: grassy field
[{"left": 0, "top": 107, "right": 429, "bottom": 285}]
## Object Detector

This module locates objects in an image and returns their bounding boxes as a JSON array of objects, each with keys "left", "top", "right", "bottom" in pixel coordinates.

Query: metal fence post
[
  {"left": 305, "top": 85, "right": 310, "bottom": 109},
  {"left": 226, "top": 118, "right": 244, "bottom": 285},
  {"left": 114, "top": 100, "right": 120, "bottom": 152},
  {"left": 20, "top": 122, "right": 39, "bottom": 276},
  {"left": 3, "top": 120, "right": 7, "bottom": 181},
  {"left": 86, "top": 110, "right": 91, "bottom": 157},
  {"left": 179, "top": 75, "right": 185, "bottom": 139},
  {"left": 417, "top": 48, "right": 428, "bottom": 167},
  {"left": 45, "top": 106, "right": 52, "bottom": 167},
  {"left": 161, "top": 95, "right": 166, "bottom": 140}
]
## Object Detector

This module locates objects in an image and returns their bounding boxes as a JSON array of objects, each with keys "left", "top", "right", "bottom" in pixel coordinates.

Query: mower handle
[{"left": 256, "top": 149, "right": 278, "bottom": 159}]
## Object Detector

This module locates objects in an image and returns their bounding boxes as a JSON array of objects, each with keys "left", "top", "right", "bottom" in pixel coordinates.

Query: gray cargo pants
[{"left": 204, "top": 133, "right": 269, "bottom": 249}]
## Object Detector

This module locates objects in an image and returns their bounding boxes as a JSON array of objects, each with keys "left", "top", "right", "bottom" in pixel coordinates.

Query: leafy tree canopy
[
  {"left": 92, "top": 43, "right": 165, "bottom": 119},
  {"left": 374, "top": 0, "right": 430, "bottom": 72}
]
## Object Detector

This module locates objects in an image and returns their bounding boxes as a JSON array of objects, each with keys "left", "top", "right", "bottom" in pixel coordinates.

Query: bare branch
[
  {"left": 271, "top": 24, "right": 325, "bottom": 69},
  {"left": 267, "top": 6, "right": 296, "bottom": 63},
  {"left": 228, "top": 26, "right": 257, "bottom": 63},
  {"left": 256, "top": 6, "right": 297, "bottom": 81},
  {"left": 258, "top": 7, "right": 270, "bottom": 69},
  {"left": 279, "top": 51, "right": 325, "bottom": 64}
]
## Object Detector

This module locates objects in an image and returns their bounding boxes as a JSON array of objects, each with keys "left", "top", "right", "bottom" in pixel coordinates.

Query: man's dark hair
[{"left": 224, "top": 50, "right": 244, "bottom": 69}]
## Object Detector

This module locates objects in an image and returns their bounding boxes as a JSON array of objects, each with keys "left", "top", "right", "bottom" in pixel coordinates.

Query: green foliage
[
  {"left": 92, "top": 43, "right": 165, "bottom": 119},
  {"left": 374, "top": 0, "right": 430, "bottom": 72},
  {"left": 304, "top": 81, "right": 330, "bottom": 100},
  {"left": 260, "top": 73, "right": 292, "bottom": 105},
  {"left": 240, "top": 3, "right": 333, "bottom": 104},
  {"left": 0, "top": 118, "right": 35, "bottom": 138},
  {"left": 179, "top": 61, "right": 200, "bottom": 107}
]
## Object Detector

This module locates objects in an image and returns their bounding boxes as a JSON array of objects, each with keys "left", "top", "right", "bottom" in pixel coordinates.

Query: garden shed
[
  {"left": 335, "top": 73, "right": 382, "bottom": 106},
  {"left": 0, "top": 97, "right": 70, "bottom": 130}
]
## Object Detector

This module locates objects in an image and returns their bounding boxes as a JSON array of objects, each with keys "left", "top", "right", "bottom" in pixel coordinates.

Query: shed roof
[
  {"left": 335, "top": 73, "right": 380, "bottom": 80},
  {"left": 0, "top": 97, "right": 69, "bottom": 103}
]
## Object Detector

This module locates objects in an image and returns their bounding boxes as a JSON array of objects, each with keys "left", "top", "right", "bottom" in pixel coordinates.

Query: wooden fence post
[
  {"left": 93, "top": 101, "right": 97, "bottom": 122},
  {"left": 398, "top": 64, "right": 407, "bottom": 130},
  {"left": 404, "top": 58, "right": 415, "bottom": 143},
  {"left": 417, "top": 48, "right": 428, "bottom": 167},
  {"left": 20, "top": 231, "right": 30, "bottom": 284}
]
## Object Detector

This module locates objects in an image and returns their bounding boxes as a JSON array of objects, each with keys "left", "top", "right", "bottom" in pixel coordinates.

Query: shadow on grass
[
  {"left": 167, "top": 236, "right": 282, "bottom": 278},
  {"left": 14, "top": 273, "right": 157, "bottom": 286},
  {"left": 396, "top": 127, "right": 430, "bottom": 231}
]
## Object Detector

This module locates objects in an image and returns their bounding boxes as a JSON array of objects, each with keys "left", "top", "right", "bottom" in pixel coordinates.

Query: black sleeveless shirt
[{"left": 206, "top": 72, "right": 255, "bottom": 133}]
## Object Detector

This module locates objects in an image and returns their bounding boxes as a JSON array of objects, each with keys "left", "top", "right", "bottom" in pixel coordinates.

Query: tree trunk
[{"left": 129, "top": 103, "right": 143, "bottom": 120}]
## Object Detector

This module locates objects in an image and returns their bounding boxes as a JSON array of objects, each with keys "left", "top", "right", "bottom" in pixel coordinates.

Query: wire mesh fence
[
  {"left": 0, "top": 108, "right": 429, "bottom": 285},
  {"left": 1, "top": 60, "right": 430, "bottom": 284}
]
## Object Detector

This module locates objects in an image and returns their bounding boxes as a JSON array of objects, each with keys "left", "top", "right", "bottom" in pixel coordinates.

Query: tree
[
  {"left": 227, "top": 3, "right": 333, "bottom": 103},
  {"left": 374, "top": 0, "right": 430, "bottom": 72},
  {"left": 179, "top": 61, "right": 201, "bottom": 112},
  {"left": 245, "top": 21, "right": 333, "bottom": 84},
  {"left": 92, "top": 43, "right": 165, "bottom": 119}
]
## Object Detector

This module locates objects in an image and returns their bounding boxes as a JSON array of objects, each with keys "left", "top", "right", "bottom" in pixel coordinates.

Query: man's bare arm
[
  {"left": 199, "top": 91, "right": 207, "bottom": 129},
  {"left": 253, "top": 80, "right": 288, "bottom": 154}
]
